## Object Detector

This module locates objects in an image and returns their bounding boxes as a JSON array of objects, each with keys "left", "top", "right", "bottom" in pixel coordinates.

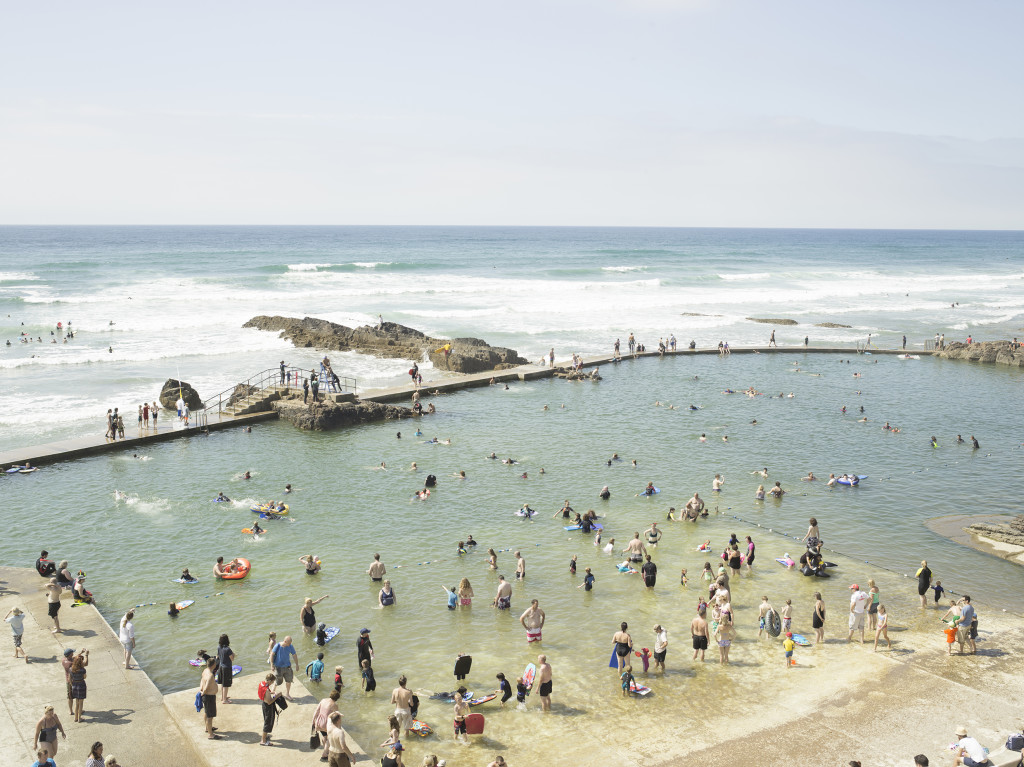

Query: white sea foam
[
  {"left": 0, "top": 272, "right": 40, "bottom": 282},
  {"left": 286, "top": 263, "right": 334, "bottom": 271},
  {"left": 601, "top": 265, "right": 646, "bottom": 273},
  {"left": 718, "top": 272, "right": 771, "bottom": 281}
]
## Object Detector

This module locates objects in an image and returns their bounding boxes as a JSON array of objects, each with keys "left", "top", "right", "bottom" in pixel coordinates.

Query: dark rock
[
  {"left": 159, "top": 379, "right": 203, "bottom": 411},
  {"left": 814, "top": 322, "right": 852, "bottom": 328},
  {"left": 965, "top": 514, "right": 1024, "bottom": 547},
  {"left": 746, "top": 317, "right": 798, "bottom": 325},
  {"left": 244, "top": 316, "right": 528, "bottom": 374},
  {"left": 937, "top": 341, "right": 1024, "bottom": 367},
  {"left": 554, "top": 368, "right": 602, "bottom": 381},
  {"left": 226, "top": 383, "right": 259, "bottom": 408},
  {"left": 273, "top": 398, "right": 413, "bottom": 431}
]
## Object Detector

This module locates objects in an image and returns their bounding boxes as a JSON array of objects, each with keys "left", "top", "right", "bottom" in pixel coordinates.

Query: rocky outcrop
[
  {"left": 244, "top": 316, "right": 528, "bottom": 374},
  {"left": 159, "top": 379, "right": 203, "bottom": 410},
  {"left": 746, "top": 317, "right": 798, "bottom": 325},
  {"left": 427, "top": 337, "right": 527, "bottom": 374},
  {"left": 225, "top": 383, "right": 259, "bottom": 408},
  {"left": 273, "top": 397, "right": 413, "bottom": 431},
  {"left": 937, "top": 341, "right": 1024, "bottom": 367},
  {"left": 965, "top": 515, "right": 1024, "bottom": 547},
  {"left": 815, "top": 322, "right": 852, "bottom": 328},
  {"left": 554, "top": 367, "right": 602, "bottom": 381}
]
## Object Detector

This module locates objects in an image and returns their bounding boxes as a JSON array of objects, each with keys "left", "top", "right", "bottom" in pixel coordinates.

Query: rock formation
[
  {"left": 159, "top": 379, "right": 203, "bottom": 410},
  {"left": 965, "top": 515, "right": 1024, "bottom": 548},
  {"left": 746, "top": 317, "right": 798, "bottom": 325},
  {"left": 244, "top": 316, "right": 528, "bottom": 374},
  {"left": 273, "top": 397, "right": 413, "bottom": 431},
  {"left": 814, "top": 322, "right": 852, "bottom": 328},
  {"left": 937, "top": 341, "right": 1024, "bottom": 367},
  {"left": 554, "top": 367, "right": 602, "bottom": 381}
]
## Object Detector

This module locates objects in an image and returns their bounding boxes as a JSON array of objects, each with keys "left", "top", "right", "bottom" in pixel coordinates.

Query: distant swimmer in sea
[
  {"left": 243, "top": 471, "right": 251, "bottom": 480},
  {"left": 700, "top": 433, "right": 707, "bottom": 442},
  {"left": 410, "top": 462, "right": 417, "bottom": 471},
  {"left": 599, "top": 486, "right": 611, "bottom": 500},
  {"left": 284, "top": 484, "right": 291, "bottom": 493},
  {"left": 453, "top": 470, "right": 466, "bottom": 479},
  {"left": 631, "top": 459, "right": 638, "bottom": 467},
  {"left": 464, "top": 535, "right": 477, "bottom": 547},
  {"left": 689, "top": 405, "right": 700, "bottom": 411},
  {"left": 750, "top": 419, "right": 758, "bottom": 424},
  {"left": 638, "top": 482, "right": 657, "bottom": 497},
  {"left": 520, "top": 472, "right": 528, "bottom": 479},
  {"left": 216, "top": 492, "right": 230, "bottom": 502},
  {"left": 611, "top": 453, "right": 621, "bottom": 461},
  {"left": 375, "top": 462, "right": 387, "bottom": 470},
  {"left": 802, "top": 472, "right": 816, "bottom": 481},
  {"left": 857, "top": 417, "right": 868, "bottom": 423},
  {"left": 754, "top": 485, "right": 765, "bottom": 500},
  {"left": 971, "top": 435, "right": 980, "bottom": 449},
  {"left": 413, "top": 489, "right": 430, "bottom": 500},
  {"left": 956, "top": 434, "right": 964, "bottom": 443},
  {"left": 768, "top": 482, "right": 785, "bottom": 497},
  {"left": 502, "top": 458, "right": 519, "bottom": 465},
  {"left": 180, "top": 568, "right": 198, "bottom": 583},
  {"left": 751, "top": 468, "right": 768, "bottom": 478},
  {"left": 414, "top": 429, "right": 422, "bottom": 437},
  {"left": 931, "top": 436, "right": 938, "bottom": 448},
  {"left": 487, "top": 452, "right": 497, "bottom": 459},
  {"left": 722, "top": 435, "right": 729, "bottom": 442},
  {"left": 826, "top": 473, "right": 837, "bottom": 487},
  {"left": 712, "top": 474, "right": 724, "bottom": 491}
]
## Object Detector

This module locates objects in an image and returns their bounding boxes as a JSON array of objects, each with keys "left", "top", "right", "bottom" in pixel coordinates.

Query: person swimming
[
  {"left": 465, "top": 535, "right": 477, "bottom": 547},
  {"left": 216, "top": 492, "right": 231, "bottom": 502},
  {"left": 243, "top": 471, "right": 251, "bottom": 480},
  {"left": 180, "top": 568, "right": 197, "bottom": 583}
]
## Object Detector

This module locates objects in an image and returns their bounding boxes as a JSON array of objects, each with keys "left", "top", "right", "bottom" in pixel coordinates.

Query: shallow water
[{"left": 3, "top": 353, "right": 1022, "bottom": 764}]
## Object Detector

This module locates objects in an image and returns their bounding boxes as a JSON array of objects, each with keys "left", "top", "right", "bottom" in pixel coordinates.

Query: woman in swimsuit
[
  {"left": 611, "top": 622, "right": 633, "bottom": 671},
  {"left": 812, "top": 592, "right": 826, "bottom": 644},
  {"left": 754, "top": 485, "right": 765, "bottom": 500},
  {"left": 299, "top": 595, "right": 329, "bottom": 635},
  {"left": 300, "top": 554, "right": 320, "bottom": 575},
  {"left": 457, "top": 578, "right": 474, "bottom": 607},
  {"left": 33, "top": 705, "right": 65, "bottom": 758},
  {"left": 745, "top": 536, "right": 755, "bottom": 572},
  {"left": 379, "top": 580, "right": 397, "bottom": 607},
  {"left": 487, "top": 549, "right": 498, "bottom": 570}
]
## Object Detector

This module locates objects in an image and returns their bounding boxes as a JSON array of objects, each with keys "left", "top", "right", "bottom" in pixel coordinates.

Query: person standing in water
[
  {"left": 652, "top": 624, "right": 668, "bottom": 672},
  {"left": 519, "top": 600, "right": 545, "bottom": 643},
  {"left": 536, "top": 655, "right": 552, "bottom": 712},
  {"left": 641, "top": 555, "right": 657, "bottom": 589},
  {"left": 612, "top": 622, "right": 633, "bottom": 671}
]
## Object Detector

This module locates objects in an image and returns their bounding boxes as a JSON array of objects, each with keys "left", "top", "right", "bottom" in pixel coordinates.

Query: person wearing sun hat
[
  {"left": 952, "top": 725, "right": 989, "bottom": 766},
  {"left": 847, "top": 583, "right": 870, "bottom": 643},
  {"left": 4, "top": 607, "right": 27, "bottom": 661}
]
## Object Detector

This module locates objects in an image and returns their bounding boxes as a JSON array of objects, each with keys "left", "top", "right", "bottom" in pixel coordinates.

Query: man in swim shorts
[
  {"left": 367, "top": 554, "right": 386, "bottom": 582},
  {"left": 519, "top": 600, "right": 545, "bottom": 643},
  {"left": 390, "top": 675, "right": 415, "bottom": 739},
  {"left": 493, "top": 576, "right": 512, "bottom": 610},
  {"left": 536, "top": 655, "right": 552, "bottom": 711},
  {"left": 848, "top": 584, "right": 870, "bottom": 643},
  {"left": 652, "top": 625, "right": 668, "bottom": 672},
  {"left": 622, "top": 533, "right": 647, "bottom": 563},
  {"left": 691, "top": 606, "right": 709, "bottom": 661}
]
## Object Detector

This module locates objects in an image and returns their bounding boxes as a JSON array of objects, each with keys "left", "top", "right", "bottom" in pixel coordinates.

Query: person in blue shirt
[
  {"left": 495, "top": 672, "right": 513, "bottom": 706},
  {"left": 305, "top": 652, "right": 324, "bottom": 682},
  {"left": 270, "top": 636, "right": 298, "bottom": 699},
  {"left": 445, "top": 586, "right": 457, "bottom": 610},
  {"left": 958, "top": 597, "right": 977, "bottom": 654},
  {"left": 31, "top": 749, "right": 56, "bottom": 767}
]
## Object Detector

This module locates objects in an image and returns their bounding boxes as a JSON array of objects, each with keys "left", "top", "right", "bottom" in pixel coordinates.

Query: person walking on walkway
[
  {"left": 4, "top": 607, "right": 27, "bottom": 661},
  {"left": 280, "top": 360, "right": 287, "bottom": 385},
  {"left": 271, "top": 635, "right": 299, "bottom": 700},
  {"left": 33, "top": 705, "right": 65, "bottom": 760},
  {"left": 769, "top": 330, "right": 777, "bottom": 347},
  {"left": 44, "top": 579, "right": 62, "bottom": 633},
  {"left": 151, "top": 402, "right": 159, "bottom": 429},
  {"left": 118, "top": 611, "right": 136, "bottom": 669},
  {"left": 84, "top": 742, "right": 104, "bottom": 767}
]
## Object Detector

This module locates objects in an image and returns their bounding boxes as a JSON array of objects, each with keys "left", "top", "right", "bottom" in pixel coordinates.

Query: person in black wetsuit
[
  {"left": 496, "top": 672, "right": 513, "bottom": 706},
  {"left": 35, "top": 551, "right": 56, "bottom": 578},
  {"left": 357, "top": 628, "right": 373, "bottom": 668},
  {"left": 642, "top": 556, "right": 657, "bottom": 588}
]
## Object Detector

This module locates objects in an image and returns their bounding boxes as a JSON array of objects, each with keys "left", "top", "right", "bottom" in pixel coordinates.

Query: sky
[{"left": 1, "top": 0, "right": 1022, "bottom": 228}]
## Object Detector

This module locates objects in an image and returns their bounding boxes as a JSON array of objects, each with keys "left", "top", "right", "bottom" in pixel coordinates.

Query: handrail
[{"left": 196, "top": 365, "right": 358, "bottom": 421}]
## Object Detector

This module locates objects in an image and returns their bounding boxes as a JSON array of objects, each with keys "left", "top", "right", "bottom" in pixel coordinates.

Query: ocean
[{"left": 2, "top": 226, "right": 1023, "bottom": 450}]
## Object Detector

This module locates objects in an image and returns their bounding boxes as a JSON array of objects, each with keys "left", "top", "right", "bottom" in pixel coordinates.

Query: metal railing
[{"left": 196, "top": 366, "right": 357, "bottom": 425}]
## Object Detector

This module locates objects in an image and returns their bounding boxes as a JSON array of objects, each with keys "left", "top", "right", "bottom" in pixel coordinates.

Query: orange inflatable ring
[{"left": 221, "top": 558, "right": 251, "bottom": 580}]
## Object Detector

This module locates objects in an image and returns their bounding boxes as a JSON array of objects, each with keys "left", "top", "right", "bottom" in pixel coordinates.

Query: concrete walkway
[
  {"left": 0, "top": 411, "right": 277, "bottom": 469},
  {"left": 164, "top": 673, "right": 368, "bottom": 767},
  {"left": 0, "top": 567, "right": 202, "bottom": 767}
]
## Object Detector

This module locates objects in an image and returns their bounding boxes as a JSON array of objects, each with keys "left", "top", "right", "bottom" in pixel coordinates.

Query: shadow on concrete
[{"left": 85, "top": 708, "right": 136, "bottom": 726}]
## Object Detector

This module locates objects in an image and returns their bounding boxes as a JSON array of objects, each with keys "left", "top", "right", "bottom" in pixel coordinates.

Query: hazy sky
[{"left": 2, "top": 1, "right": 1022, "bottom": 227}]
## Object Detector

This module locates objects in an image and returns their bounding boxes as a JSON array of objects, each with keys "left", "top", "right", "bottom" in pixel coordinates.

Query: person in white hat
[
  {"left": 4, "top": 607, "right": 27, "bottom": 661},
  {"left": 952, "top": 726, "right": 988, "bottom": 766}
]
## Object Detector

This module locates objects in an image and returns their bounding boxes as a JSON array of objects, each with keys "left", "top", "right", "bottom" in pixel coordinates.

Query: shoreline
[{"left": 926, "top": 514, "right": 1024, "bottom": 566}]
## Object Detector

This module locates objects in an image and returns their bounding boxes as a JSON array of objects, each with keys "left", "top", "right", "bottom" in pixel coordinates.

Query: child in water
[
  {"left": 330, "top": 666, "right": 344, "bottom": 692},
  {"left": 932, "top": 580, "right": 945, "bottom": 604},
  {"left": 680, "top": 568, "right": 688, "bottom": 587},
  {"left": 569, "top": 555, "right": 577, "bottom": 574},
  {"left": 361, "top": 659, "right": 376, "bottom": 692},
  {"left": 306, "top": 652, "right": 324, "bottom": 682},
  {"left": 515, "top": 677, "right": 528, "bottom": 709},
  {"left": 445, "top": 586, "right": 458, "bottom": 610},
  {"left": 496, "top": 672, "right": 513, "bottom": 706},
  {"left": 168, "top": 602, "right": 179, "bottom": 617},
  {"left": 620, "top": 664, "right": 635, "bottom": 697}
]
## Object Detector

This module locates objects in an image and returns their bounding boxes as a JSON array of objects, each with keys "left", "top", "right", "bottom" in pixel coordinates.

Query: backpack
[{"left": 1007, "top": 734, "right": 1024, "bottom": 751}]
